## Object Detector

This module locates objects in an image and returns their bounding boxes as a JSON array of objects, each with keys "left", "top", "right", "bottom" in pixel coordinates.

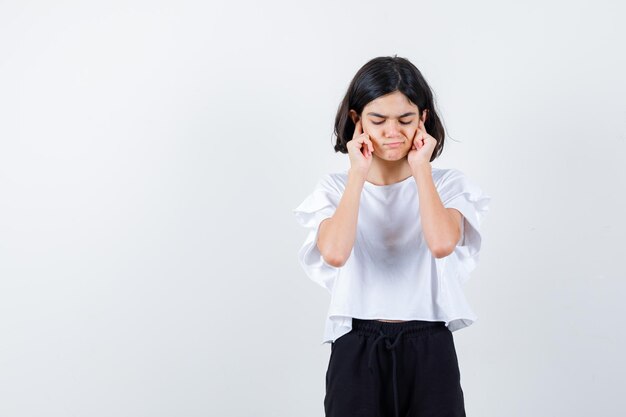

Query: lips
[{"left": 384, "top": 141, "right": 404, "bottom": 145}]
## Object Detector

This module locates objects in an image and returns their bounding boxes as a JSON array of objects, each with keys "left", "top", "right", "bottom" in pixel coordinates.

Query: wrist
[
  {"left": 411, "top": 161, "right": 432, "bottom": 174},
  {"left": 348, "top": 168, "right": 367, "bottom": 185}
]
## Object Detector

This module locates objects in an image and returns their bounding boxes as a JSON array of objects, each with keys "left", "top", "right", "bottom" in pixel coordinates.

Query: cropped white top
[{"left": 292, "top": 167, "right": 491, "bottom": 345}]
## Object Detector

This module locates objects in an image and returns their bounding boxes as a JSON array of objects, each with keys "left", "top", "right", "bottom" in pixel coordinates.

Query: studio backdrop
[{"left": 0, "top": 1, "right": 624, "bottom": 416}]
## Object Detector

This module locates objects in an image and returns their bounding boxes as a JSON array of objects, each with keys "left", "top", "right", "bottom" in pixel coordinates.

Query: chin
[{"left": 380, "top": 151, "right": 410, "bottom": 161}]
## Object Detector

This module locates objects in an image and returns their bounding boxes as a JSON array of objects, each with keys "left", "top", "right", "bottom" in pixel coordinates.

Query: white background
[{"left": 1, "top": 1, "right": 624, "bottom": 416}]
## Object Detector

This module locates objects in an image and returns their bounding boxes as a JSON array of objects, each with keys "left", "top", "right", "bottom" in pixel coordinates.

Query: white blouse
[{"left": 292, "top": 167, "right": 491, "bottom": 345}]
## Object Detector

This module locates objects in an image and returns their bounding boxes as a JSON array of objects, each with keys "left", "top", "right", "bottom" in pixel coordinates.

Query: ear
[
  {"left": 349, "top": 109, "right": 359, "bottom": 124},
  {"left": 422, "top": 109, "right": 428, "bottom": 123}
]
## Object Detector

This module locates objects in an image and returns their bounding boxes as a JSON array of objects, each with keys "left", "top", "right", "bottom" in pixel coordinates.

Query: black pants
[{"left": 324, "top": 318, "right": 466, "bottom": 417}]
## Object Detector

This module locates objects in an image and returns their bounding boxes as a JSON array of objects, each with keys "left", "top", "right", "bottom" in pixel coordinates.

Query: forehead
[{"left": 365, "top": 92, "right": 418, "bottom": 112}]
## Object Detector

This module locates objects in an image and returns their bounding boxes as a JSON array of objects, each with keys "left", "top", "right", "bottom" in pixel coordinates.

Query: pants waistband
[{"left": 351, "top": 318, "right": 447, "bottom": 338}]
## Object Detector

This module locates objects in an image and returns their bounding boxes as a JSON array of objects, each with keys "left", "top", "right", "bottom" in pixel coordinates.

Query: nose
[{"left": 384, "top": 120, "right": 402, "bottom": 138}]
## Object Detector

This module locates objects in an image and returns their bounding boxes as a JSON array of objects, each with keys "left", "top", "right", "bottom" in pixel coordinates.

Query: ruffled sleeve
[
  {"left": 437, "top": 168, "right": 491, "bottom": 284},
  {"left": 292, "top": 174, "right": 342, "bottom": 292}
]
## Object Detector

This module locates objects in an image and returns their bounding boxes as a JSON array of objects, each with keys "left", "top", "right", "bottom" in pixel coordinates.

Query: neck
[{"left": 366, "top": 157, "right": 414, "bottom": 186}]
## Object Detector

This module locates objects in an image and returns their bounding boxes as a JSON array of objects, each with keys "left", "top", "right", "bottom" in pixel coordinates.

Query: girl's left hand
[{"left": 407, "top": 117, "right": 436, "bottom": 169}]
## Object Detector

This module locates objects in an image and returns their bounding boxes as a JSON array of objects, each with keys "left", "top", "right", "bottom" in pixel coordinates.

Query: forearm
[
  {"left": 317, "top": 169, "right": 364, "bottom": 267},
  {"left": 412, "top": 163, "right": 458, "bottom": 258}
]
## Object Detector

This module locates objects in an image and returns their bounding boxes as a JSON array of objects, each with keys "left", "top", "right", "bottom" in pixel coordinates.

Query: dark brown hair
[{"left": 333, "top": 55, "right": 447, "bottom": 162}]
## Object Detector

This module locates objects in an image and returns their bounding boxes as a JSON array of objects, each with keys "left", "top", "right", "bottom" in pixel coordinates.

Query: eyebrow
[{"left": 366, "top": 112, "right": 416, "bottom": 118}]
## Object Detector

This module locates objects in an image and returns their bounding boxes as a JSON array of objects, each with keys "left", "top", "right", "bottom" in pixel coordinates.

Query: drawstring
[{"left": 367, "top": 328, "right": 407, "bottom": 417}]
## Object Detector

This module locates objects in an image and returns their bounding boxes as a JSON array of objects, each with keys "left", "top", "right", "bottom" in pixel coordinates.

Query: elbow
[
  {"left": 431, "top": 229, "right": 461, "bottom": 259},
  {"left": 431, "top": 243, "right": 456, "bottom": 259},
  {"left": 316, "top": 219, "right": 347, "bottom": 268},
  {"left": 321, "top": 252, "right": 347, "bottom": 268},
  {"left": 317, "top": 242, "right": 348, "bottom": 268}
]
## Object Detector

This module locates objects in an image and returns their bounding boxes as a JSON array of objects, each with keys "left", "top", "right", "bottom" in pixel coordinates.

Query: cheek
[
  {"left": 365, "top": 127, "right": 383, "bottom": 143},
  {"left": 371, "top": 139, "right": 383, "bottom": 149},
  {"left": 365, "top": 124, "right": 381, "bottom": 135}
]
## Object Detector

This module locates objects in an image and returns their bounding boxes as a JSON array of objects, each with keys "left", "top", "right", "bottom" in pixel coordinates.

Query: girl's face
[{"left": 350, "top": 91, "right": 427, "bottom": 161}]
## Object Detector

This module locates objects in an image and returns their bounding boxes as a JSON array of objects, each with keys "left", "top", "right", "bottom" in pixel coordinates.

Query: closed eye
[{"left": 372, "top": 120, "right": 412, "bottom": 125}]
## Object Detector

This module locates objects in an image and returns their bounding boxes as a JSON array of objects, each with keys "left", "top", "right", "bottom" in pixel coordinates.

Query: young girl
[{"left": 293, "top": 55, "right": 491, "bottom": 417}]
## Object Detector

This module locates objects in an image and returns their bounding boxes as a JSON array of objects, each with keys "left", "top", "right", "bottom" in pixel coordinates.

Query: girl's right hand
[{"left": 346, "top": 119, "right": 374, "bottom": 177}]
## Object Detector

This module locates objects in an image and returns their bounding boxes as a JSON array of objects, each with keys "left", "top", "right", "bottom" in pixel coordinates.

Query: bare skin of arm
[
  {"left": 316, "top": 169, "right": 365, "bottom": 268},
  {"left": 412, "top": 162, "right": 463, "bottom": 258}
]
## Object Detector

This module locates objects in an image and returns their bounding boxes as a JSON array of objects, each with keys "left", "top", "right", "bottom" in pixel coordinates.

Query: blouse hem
[{"left": 320, "top": 313, "right": 477, "bottom": 345}]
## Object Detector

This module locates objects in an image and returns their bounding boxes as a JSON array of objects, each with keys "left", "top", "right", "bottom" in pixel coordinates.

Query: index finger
[
  {"left": 352, "top": 119, "right": 363, "bottom": 140},
  {"left": 419, "top": 118, "right": 427, "bottom": 132}
]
